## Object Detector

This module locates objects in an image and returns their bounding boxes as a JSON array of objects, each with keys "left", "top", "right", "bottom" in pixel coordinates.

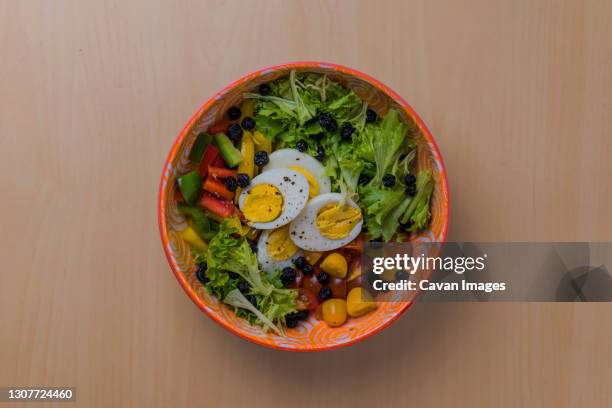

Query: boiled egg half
[
  {"left": 257, "top": 225, "right": 302, "bottom": 274},
  {"left": 262, "top": 149, "right": 331, "bottom": 199},
  {"left": 289, "top": 193, "right": 363, "bottom": 251},
  {"left": 238, "top": 168, "right": 309, "bottom": 229}
]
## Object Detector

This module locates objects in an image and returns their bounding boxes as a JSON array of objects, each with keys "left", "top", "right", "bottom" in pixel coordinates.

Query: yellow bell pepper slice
[
  {"left": 241, "top": 99, "right": 254, "bottom": 118},
  {"left": 252, "top": 130, "right": 272, "bottom": 154},
  {"left": 234, "top": 131, "right": 255, "bottom": 204},
  {"left": 181, "top": 226, "right": 208, "bottom": 252},
  {"left": 225, "top": 216, "right": 246, "bottom": 236},
  {"left": 238, "top": 131, "right": 255, "bottom": 178}
]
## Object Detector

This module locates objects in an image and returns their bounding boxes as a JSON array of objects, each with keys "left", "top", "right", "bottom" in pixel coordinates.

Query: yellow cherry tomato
[
  {"left": 320, "top": 253, "right": 348, "bottom": 278},
  {"left": 322, "top": 299, "right": 348, "bottom": 327},
  {"left": 346, "top": 287, "right": 377, "bottom": 317}
]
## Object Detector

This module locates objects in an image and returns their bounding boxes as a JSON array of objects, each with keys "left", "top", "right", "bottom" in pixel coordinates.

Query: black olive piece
[
  {"left": 366, "top": 108, "right": 377, "bottom": 123},
  {"left": 259, "top": 83, "right": 271, "bottom": 95},
  {"left": 227, "top": 123, "right": 243, "bottom": 143},
  {"left": 227, "top": 106, "right": 241, "bottom": 120},
  {"left": 340, "top": 123, "right": 355, "bottom": 141},
  {"left": 382, "top": 174, "right": 396, "bottom": 187},
  {"left": 296, "top": 139, "right": 308, "bottom": 152},
  {"left": 196, "top": 263, "right": 208, "bottom": 284},
  {"left": 318, "top": 286, "right": 332, "bottom": 301},
  {"left": 237, "top": 280, "right": 250, "bottom": 294},
  {"left": 358, "top": 173, "right": 372, "bottom": 185},
  {"left": 296, "top": 310, "right": 309, "bottom": 320},
  {"left": 254, "top": 151, "right": 269, "bottom": 166},
  {"left": 225, "top": 176, "right": 237, "bottom": 192},
  {"left": 241, "top": 116, "right": 256, "bottom": 131},
  {"left": 286, "top": 316, "right": 298, "bottom": 328},
  {"left": 316, "top": 271, "right": 329, "bottom": 285},
  {"left": 293, "top": 256, "right": 307, "bottom": 269},
  {"left": 236, "top": 173, "right": 250, "bottom": 188},
  {"left": 302, "top": 263, "right": 313, "bottom": 276},
  {"left": 318, "top": 113, "right": 338, "bottom": 132},
  {"left": 280, "top": 267, "right": 297, "bottom": 286},
  {"left": 404, "top": 174, "right": 416, "bottom": 186},
  {"left": 316, "top": 146, "right": 325, "bottom": 162}
]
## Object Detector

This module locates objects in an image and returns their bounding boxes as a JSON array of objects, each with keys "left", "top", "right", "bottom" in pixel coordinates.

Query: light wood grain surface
[{"left": 1, "top": 1, "right": 611, "bottom": 407}]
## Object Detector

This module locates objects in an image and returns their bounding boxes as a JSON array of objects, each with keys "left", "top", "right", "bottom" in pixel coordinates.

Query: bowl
[{"left": 158, "top": 62, "right": 450, "bottom": 351}]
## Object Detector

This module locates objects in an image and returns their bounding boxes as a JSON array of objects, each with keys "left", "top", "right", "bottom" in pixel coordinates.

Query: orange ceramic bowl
[{"left": 158, "top": 62, "right": 449, "bottom": 351}]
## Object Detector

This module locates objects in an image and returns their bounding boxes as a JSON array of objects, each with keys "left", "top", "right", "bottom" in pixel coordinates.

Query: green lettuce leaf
[
  {"left": 223, "top": 289, "right": 283, "bottom": 335},
  {"left": 359, "top": 186, "right": 406, "bottom": 239},
  {"left": 205, "top": 221, "right": 297, "bottom": 330},
  {"left": 400, "top": 170, "right": 434, "bottom": 231},
  {"left": 360, "top": 110, "right": 414, "bottom": 184}
]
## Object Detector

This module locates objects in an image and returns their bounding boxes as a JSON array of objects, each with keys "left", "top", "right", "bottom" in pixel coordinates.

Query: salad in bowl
[{"left": 159, "top": 62, "right": 449, "bottom": 351}]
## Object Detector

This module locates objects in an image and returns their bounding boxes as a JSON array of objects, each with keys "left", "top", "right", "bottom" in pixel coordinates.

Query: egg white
[
  {"left": 257, "top": 229, "right": 303, "bottom": 274},
  {"left": 289, "top": 193, "right": 363, "bottom": 251},
  {"left": 262, "top": 148, "right": 331, "bottom": 196},
  {"left": 238, "top": 168, "right": 310, "bottom": 230}
]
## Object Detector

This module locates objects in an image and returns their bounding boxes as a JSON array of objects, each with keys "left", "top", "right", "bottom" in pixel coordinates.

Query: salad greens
[
  {"left": 400, "top": 170, "right": 434, "bottom": 231},
  {"left": 204, "top": 220, "right": 297, "bottom": 333},
  {"left": 247, "top": 71, "right": 434, "bottom": 241}
]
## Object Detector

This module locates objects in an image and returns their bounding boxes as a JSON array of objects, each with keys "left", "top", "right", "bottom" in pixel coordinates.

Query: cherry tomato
[
  {"left": 302, "top": 273, "right": 322, "bottom": 294},
  {"left": 296, "top": 288, "right": 318, "bottom": 310},
  {"left": 328, "top": 276, "right": 347, "bottom": 299},
  {"left": 322, "top": 299, "right": 347, "bottom": 327}
]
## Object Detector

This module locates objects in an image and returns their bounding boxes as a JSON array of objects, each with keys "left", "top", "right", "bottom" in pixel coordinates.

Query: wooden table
[{"left": 1, "top": 1, "right": 611, "bottom": 407}]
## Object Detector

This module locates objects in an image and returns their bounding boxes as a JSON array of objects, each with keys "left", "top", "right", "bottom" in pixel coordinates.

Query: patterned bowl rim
[{"left": 158, "top": 61, "right": 450, "bottom": 352}]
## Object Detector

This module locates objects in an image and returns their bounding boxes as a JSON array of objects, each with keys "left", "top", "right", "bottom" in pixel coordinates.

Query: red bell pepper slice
[
  {"left": 199, "top": 193, "right": 236, "bottom": 218},
  {"left": 212, "top": 154, "right": 227, "bottom": 168},
  {"left": 203, "top": 177, "right": 234, "bottom": 201},
  {"left": 208, "top": 165, "right": 237, "bottom": 179},
  {"left": 208, "top": 119, "right": 233, "bottom": 135},
  {"left": 198, "top": 145, "right": 220, "bottom": 177}
]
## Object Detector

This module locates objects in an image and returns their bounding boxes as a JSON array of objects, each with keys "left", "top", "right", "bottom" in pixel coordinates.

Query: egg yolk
[
  {"left": 267, "top": 225, "right": 299, "bottom": 260},
  {"left": 316, "top": 203, "right": 362, "bottom": 239},
  {"left": 243, "top": 184, "right": 283, "bottom": 222},
  {"left": 288, "top": 165, "right": 319, "bottom": 199}
]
